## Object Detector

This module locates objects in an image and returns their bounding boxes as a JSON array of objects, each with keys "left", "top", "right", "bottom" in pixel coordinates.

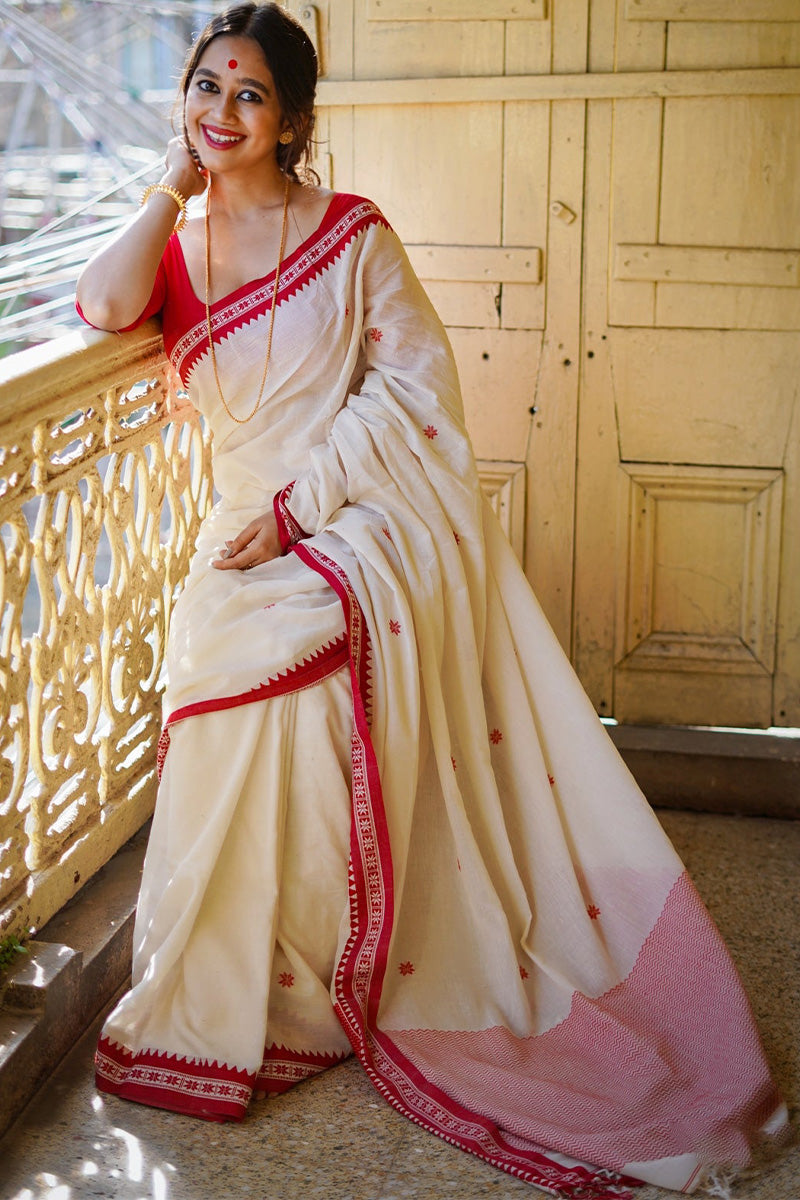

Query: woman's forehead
[{"left": 197, "top": 35, "right": 271, "bottom": 78}]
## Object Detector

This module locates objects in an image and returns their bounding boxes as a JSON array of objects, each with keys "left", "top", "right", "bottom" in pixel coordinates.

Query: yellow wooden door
[
  {"left": 296, "top": 0, "right": 800, "bottom": 728},
  {"left": 575, "top": 2, "right": 800, "bottom": 727}
]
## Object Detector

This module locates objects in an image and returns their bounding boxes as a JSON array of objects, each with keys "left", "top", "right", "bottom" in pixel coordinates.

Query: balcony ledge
[{"left": 0, "top": 320, "right": 165, "bottom": 427}]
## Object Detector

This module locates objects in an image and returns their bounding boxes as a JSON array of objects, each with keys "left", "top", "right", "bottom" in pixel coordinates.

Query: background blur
[{"left": 0, "top": 0, "right": 219, "bottom": 351}]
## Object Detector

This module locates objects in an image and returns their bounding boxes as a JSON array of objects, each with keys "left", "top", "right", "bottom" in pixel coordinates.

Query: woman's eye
[
  {"left": 197, "top": 79, "right": 217, "bottom": 93},
  {"left": 238, "top": 89, "right": 262, "bottom": 103}
]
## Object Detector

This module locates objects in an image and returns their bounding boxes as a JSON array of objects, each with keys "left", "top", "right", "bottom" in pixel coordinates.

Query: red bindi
[{"left": 228, "top": 59, "right": 238, "bottom": 69}]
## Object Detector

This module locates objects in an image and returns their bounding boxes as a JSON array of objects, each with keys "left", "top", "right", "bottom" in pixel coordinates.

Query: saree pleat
[{"left": 99, "top": 674, "right": 354, "bottom": 1119}]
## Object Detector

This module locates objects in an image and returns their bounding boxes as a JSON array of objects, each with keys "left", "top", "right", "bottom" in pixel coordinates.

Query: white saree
[{"left": 92, "top": 191, "right": 787, "bottom": 1198}]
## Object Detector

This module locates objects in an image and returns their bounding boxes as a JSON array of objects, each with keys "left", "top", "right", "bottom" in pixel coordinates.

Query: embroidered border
[
  {"left": 274, "top": 480, "right": 307, "bottom": 552},
  {"left": 95, "top": 1036, "right": 253, "bottom": 1122},
  {"left": 171, "top": 200, "right": 388, "bottom": 381},
  {"left": 255, "top": 1044, "right": 350, "bottom": 1095},
  {"left": 95, "top": 1037, "right": 350, "bottom": 1119},
  {"left": 294, "top": 543, "right": 636, "bottom": 1200},
  {"left": 156, "top": 633, "right": 349, "bottom": 779}
]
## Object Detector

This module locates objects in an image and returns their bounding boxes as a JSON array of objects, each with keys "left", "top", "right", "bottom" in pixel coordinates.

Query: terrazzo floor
[{"left": 0, "top": 810, "right": 798, "bottom": 1200}]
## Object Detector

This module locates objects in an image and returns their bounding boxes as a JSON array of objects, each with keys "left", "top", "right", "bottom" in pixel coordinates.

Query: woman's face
[{"left": 184, "top": 35, "right": 286, "bottom": 175}]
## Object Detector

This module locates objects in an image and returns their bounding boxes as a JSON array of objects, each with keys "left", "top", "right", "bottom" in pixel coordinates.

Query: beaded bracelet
[{"left": 140, "top": 183, "right": 188, "bottom": 233}]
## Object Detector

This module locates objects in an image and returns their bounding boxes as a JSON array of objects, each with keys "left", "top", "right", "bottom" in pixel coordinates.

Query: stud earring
[{"left": 278, "top": 130, "right": 294, "bottom": 145}]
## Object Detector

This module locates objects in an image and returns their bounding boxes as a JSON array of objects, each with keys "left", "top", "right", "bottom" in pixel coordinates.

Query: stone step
[{"left": 0, "top": 824, "right": 147, "bottom": 1139}]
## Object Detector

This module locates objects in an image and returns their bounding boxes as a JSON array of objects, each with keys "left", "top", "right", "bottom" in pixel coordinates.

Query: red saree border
[
  {"left": 292, "top": 543, "right": 634, "bottom": 1200},
  {"left": 95, "top": 1037, "right": 349, "bottom": 1118},
  {"left": 169, "top": 197, "right": 389, "bottom": 381},
  {"left": 95, "top": 1035, "right": 253, "bottom": 1122},
  {"left": 156, "top": 633, "right": 349, "bottom": 779},
  {"left": 256, "top": 1043, "right": 350, "bottom": 1095},
  {"left": 274, "top": 480, "right": 307, "bottom": 552}
]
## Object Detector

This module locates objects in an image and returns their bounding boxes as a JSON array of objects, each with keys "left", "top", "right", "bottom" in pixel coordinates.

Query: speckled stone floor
[{"left": 0, "top": 810, "right": 797, "bottom": 1200}]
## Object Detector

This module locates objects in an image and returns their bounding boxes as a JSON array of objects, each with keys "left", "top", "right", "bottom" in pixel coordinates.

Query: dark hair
[{"left": 179, "top": 2, "right": 318, "bottom": 183}]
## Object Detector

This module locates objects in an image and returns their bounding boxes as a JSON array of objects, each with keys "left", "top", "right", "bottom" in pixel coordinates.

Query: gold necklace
[{"left": 204, "top": 175, "right": 290, "bottom": 425}]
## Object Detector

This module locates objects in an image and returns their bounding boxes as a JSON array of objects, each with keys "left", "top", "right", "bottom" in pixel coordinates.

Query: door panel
[
  {"left": 614, "top": 464, "right": 783, "bottom": 726},
  {"left": 609, "top": 330, "right": 798, "bottom": 468}
]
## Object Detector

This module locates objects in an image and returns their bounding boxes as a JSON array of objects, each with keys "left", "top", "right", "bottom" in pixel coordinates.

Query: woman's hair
[{"left": 178, "top": 2, "right": 318, "bottom": 183}]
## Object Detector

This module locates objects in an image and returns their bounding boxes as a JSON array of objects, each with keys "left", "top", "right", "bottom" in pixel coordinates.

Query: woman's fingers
[
  {"left": 212, "top": 526, "right": 257, "bottom": 569},
  {"left": 229, "top": 521, "right": 261, "bottom": 555},
  {"left": 211, "top": 514, "right": 282, "bottom": 570}
]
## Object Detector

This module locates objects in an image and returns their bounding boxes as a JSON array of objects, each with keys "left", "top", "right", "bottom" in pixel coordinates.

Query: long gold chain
[{"left": 204, "top": 175, "right": 290, "bottom": 425}]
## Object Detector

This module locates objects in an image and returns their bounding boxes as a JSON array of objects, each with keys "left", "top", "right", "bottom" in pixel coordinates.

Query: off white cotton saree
[{"left": 90, "top": 191, "right": 787, "bottom": 1198}]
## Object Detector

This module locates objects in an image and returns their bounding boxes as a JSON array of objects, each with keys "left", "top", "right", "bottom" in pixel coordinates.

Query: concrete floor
[{"left": 0, "top": 809, "right": 797, "bottom": 1200}]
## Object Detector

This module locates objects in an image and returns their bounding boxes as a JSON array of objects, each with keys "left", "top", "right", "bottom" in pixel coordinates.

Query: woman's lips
[{"left": 201, "top": 125, "right": 245, "bottom": 150}]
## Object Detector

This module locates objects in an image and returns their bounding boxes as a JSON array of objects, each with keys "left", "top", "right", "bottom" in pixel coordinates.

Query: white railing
[{"left": 0, "top": 322, "right": 213, "bottom": 938}]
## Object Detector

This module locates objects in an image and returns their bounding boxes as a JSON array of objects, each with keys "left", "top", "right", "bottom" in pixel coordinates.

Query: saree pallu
[{"left": 92, "top": 192, "right": 787, "bottom": 1198}]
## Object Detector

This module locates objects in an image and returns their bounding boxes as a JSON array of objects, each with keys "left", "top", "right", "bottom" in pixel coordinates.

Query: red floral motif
[
  {"left": 587, "top": 905, "right": 601, "bottom": 920},
  {"left": 381, "top": 526, "right": 392, "bottom": 541},
  {"left": 423, "top": 424, "right": 438, "bottom": 440},
  {"left": 399, "top": 961, "right": 415, "bottom": 976},
  {"left": 453, "top": 531, "right": 461, "bottom": 544},
  {"left": 548, "top": 774, "right": 555, "bottom": 786},
  {"left": 345, "top": 304, "right": 350, "bottom": 317},
  {"left": 278, "top": 972, "right": 295, "bottom": 988},
  {"left": 389, "top": 619, "right": 401, "bottom": 636},
  {"left": 489, "top": 728, "right": 503, "bottom": 745},
  {"left": 451, "top": 756, "right": 457, "bottom": 771},
  {"left": 519, "top": 965, "right": 529, "bottom": 980},
  {"left": 369, "top": 327, "right": 383, "bottom": 342}
]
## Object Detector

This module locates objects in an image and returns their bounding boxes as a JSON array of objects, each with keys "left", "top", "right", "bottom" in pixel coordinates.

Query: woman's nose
[{"left": 213, "top": 90, "right": 237, "bottom": 121}]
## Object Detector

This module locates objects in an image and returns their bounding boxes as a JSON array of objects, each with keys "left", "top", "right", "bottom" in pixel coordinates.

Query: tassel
[{"left": 695, "top": 1168, "right": 737, "bottom": 1200}]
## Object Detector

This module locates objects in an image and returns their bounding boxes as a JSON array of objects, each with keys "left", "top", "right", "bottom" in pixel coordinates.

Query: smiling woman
[
  {"left": 178, "top": 0, "right": 317, "bottom": 184},
  {"left": 186, "top": 41, "right": 287, "bottom": 165},
  {"left": 73, "top": 4, "right": 788, "bottom": 1197}
]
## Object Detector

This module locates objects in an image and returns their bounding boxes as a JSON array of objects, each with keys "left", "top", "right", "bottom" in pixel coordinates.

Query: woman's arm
[{"left": 76, "top": 137, "right": 206, "bottom": 332}]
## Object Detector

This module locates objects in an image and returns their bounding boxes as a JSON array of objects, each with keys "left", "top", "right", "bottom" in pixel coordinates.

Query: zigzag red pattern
[
  {"left": 95, "top": 1036, "right": 254, "bottom": 1122},
  {"left": 170, "top": 197, "right": 389, "bottom": 381},
  {"left": 156, "top": 633, "right": 348, "bottom": 775},
  {"left": 255, "top": 1043, "right": 350, "bottom": 1095},
  {"left": 156, "top": 724, "right": 170, "bottom": 782},
  {"left": 167, "top": 633, "right": 348, "bottom": 726}
]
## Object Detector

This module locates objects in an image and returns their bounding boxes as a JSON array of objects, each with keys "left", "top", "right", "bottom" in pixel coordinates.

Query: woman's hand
[
  {"left": 212, "top": 510, "right": 282, "bottom": 570},
  {"left": 162, "top": 135, "right": 208, "bottom": 203}
]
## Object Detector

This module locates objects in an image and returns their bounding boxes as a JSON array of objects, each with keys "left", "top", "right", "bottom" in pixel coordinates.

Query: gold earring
[{"left": 278, "top": 130, "right": 294, "bottom": 145}]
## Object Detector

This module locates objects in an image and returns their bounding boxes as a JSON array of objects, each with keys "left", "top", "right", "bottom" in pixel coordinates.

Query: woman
[{"left": 76, "top": 5, "right": 787, "bottom": 1197}]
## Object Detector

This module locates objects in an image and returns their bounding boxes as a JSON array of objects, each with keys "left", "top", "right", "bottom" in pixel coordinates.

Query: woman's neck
[{"left": 208, "top": 164, "right": 292, "bottom": 220}]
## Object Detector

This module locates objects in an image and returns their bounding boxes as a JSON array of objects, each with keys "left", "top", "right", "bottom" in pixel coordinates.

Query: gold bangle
[{"left": 141, "top": 183, "right": 188, "bottom": 233}]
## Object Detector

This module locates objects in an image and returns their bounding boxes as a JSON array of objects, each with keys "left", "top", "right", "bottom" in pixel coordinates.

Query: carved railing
[{"left": 0, "top": 322, "right": 213, "bottom": 938}]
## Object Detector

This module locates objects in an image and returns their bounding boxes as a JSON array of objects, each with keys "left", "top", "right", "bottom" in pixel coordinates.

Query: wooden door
[
  {"left": 296, "top": 0, "right": 800, "bottom": 727},
  {"left": 575, "top": 2, "right": 800, "bottom": 727}
]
